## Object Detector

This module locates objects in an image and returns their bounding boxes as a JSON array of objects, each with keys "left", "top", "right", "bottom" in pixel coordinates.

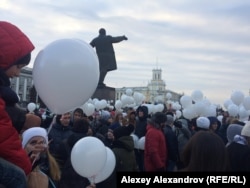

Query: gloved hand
[{"left": 123, "top": 35, "right": 128, "bottom": 40}]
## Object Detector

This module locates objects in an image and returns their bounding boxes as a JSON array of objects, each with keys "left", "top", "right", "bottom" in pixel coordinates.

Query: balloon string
[{"left": 90, "top": 175, "right": 96, "bottom": 184}]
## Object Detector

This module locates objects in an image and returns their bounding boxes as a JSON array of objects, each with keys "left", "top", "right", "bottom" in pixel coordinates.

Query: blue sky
[{"left": 1, "top": 0, "right": 250, "bottom": 107}]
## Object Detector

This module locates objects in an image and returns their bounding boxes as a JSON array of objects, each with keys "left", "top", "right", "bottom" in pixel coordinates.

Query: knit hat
[
  {"left": 227, "top": 124, "right": 243, "bottom": 143},
  {"left": 0, "top": 21, "right": 34, "bottom": 70},
  {"left": 22, "top": 127, "right": 48, "bottom": 148},
  {"left": 100, "top": 110, "right": 111, "bottom": 121},
  {"left": 196, "top": 117, "right": 210, "bottom": 129},
  {"left": 241, "top": 121, "right": 250, "bottom": 137},
  {"left": 113, "top": 124, "right": 134, "bottom": 139}
]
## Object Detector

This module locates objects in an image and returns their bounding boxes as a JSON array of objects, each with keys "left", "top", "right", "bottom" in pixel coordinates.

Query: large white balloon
[
  {"left": 89, "top": 147, "right": 116, "bottom": 184},
  {"left": 33, "top": 39, "right": 99, "bottom": 114},
  {"left": 71, "top": 136, "right": 107, "bottom": 178}
]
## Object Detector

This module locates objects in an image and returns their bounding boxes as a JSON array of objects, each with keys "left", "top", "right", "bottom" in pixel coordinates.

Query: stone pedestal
[{"left": 92, "top": 86, "right": 115, "bottom": 102}]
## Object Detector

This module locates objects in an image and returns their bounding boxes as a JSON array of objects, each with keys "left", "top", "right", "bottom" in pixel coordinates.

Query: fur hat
[
  {"left": 241, "top": 121, "right": 250, "bottom": 137},
  {"left": 22, "top": 127, "right": 48, "bottom": 148},
  {"left": 196, "top": 117, "right": 210, "bottom": 129}
]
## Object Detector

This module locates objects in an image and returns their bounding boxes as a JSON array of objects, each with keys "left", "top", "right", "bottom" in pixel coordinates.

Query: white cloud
[{"left": 1, "top": 0, "right": 250, "bottom": 106}]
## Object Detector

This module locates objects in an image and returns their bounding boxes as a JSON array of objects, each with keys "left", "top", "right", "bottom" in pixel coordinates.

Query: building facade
[
  {"left": 115, "top": 68, "right": 182, "bottom": 104},
  {"left": 10, "top": 67, "right": 34, "bottom": 108}
]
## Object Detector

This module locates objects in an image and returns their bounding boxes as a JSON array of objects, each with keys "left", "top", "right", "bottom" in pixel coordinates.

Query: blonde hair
[{"left": 46, "top": 150, "right": 61, "bottom": 181}]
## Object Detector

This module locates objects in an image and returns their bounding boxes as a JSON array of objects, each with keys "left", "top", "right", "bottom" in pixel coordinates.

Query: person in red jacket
[
  {"left": 0, "top": 21, "right": 35, "bottom": 187},
  {"left": 144, "top": 112, "right": 167, "bottom": 171}
]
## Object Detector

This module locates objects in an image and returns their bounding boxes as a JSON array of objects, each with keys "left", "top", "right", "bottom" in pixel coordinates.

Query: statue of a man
[{"left": 90, "top": 28, "right": 128, "bottom": 88}]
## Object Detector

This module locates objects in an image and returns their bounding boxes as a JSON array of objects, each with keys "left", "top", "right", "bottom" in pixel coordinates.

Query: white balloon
[
  {"left": 175, "top": 110, "right": 182, "bottom": 118},
  {"left": 243, "top": 96, "right": 250, "bottom": 110},
  {"left": 138, "top": 136, "right": 145, "bottom": 150},
  {"left": 228, "top": 104, "right": 239, "bottom": 117},
  {"left": 166, "top": 92, "right": 172, "bottom": 100},
  {"left": 223, "top": 99, "right": 233, "bottom": 109},
  {"left": 131, "top": 134, "right": 139, "bottom": 149},
  {"left": 182, "top": 105, "right": 196, "bottom": 120},
  {"left": 125, "top": 88, "right": 133, "bottom": 96},
  {"left": 90, "top": 147, "right": 116, "bottom": 184},
  {"left": 33, "top": 39, "right": 99, "bottom": 114},
  {"left": 71, "top": 136, "right": 107, "bottom": 178},
  {"left": 239, "top": 106, "right": 248, "bottom": 121},
  {"left": 193, "top": 101, "right": 206, "bottom": 116},
  {"left": 83, "top": 103, "right": 95, "bottom": 116},
  {"left": 191, "top": 90, "right": 203, "bottom": 102},
  {"left": 27, "top": 102, "right": 36, "bottom": 112},
  {"left": 115, "top": 100, "right": 122, "bottom": 110},
  {"left": 99, "top": 99, "right": 108, "bottom": 109},
  {"left": 231, "top": 90, "right": 244, "bottom": 106},
  {"left": 217, "top": 115, "right": 223, "bottom": 125},
  {"left": 180, "top": 95, "right": 192, "bottom": 109}
]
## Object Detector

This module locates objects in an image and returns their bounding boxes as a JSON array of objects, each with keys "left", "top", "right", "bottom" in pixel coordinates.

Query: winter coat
[
  {"left": 0, "top": 21, "right": 34, "bottom": 175},
  {"left": 226, "top": 141, "right": 250, "bottom": 171},
  {"left": 112, "top": 136, "right": 138, "bottom": 172},
  {"left": 48, "top": 123, "right": 73, "bottom": 156},
  {"left": 0, "top": 98, "right": 32, "bottom": 175},
  {"left": 144, "top": 125, "right": 167, "bottom": 171},
  {"left": 134, "top": 106, "right": 148, "bottom": 139},
  {"left": 163, "top": 125, "right": 179, "bottom": 163},
  {"left": 57, "top": 132, "right": 90, "bottom": 188}
]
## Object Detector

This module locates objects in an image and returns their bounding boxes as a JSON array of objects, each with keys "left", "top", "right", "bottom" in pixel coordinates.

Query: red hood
[{"left": 0, "top": 21, "right": 35, "bottom": 69}]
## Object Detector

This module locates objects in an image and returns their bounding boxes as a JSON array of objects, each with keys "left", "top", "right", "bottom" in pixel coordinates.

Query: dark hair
[
  {"left": 73, "top": 108, "right": 84, "bottom": 116},
  {"left": 151, "top": 112, "right": 167, "bottom": 125},
  {"left": 72, "top": 119, "right": 90, "bottom": 133},
  {"left": 180, "top": 131, "right": 230, "bottom": 171}
]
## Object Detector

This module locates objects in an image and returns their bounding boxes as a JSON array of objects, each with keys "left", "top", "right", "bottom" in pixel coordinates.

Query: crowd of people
[{"left": 1, "top": 21, "right": 250, "bottom": 188}]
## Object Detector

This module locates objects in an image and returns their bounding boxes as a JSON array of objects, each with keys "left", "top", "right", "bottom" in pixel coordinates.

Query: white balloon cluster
[
  {"left": 223, "top": 90, "right": 250, "bottom": 121},
  {"left": 71, "top": 137, "right": 115, "bottom": 184},
  {"left": 178, "top": 90, "right": 217, "bottom": 120},
  {"left": 176, "top": 89, "right": 250, "bottom": 122}
]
